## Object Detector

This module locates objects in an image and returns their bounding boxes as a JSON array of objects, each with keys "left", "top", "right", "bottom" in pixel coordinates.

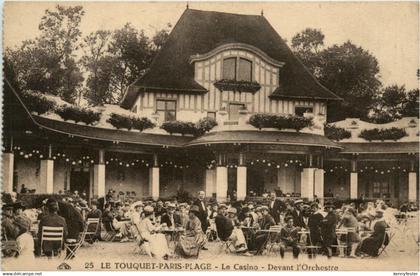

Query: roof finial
[
  {"left": 186, "top": 2, "right": 189, "bottom": 9},
  {"left": 261, "top": 9, "right": 264, "bottom": 16}
]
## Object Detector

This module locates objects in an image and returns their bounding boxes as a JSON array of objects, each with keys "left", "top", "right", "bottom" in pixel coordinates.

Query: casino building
[{"left": 2, "top": 9, "right": 419, "bottom": 206}]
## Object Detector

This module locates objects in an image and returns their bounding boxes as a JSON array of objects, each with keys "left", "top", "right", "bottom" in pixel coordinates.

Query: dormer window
[{"left": 222, "top": 57, "right": 252, "bottom": 81}]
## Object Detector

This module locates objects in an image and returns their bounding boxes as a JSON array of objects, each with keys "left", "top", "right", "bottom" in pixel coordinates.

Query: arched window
[
  {"left": 223, "top": 57, "right": 236, "bottom": 80},
  {"left": 238, "top": 58, "right": 252, "bottom": 81}
]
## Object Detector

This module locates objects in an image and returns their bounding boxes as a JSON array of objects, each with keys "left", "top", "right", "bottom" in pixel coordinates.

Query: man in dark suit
[
  {"left": 254, "top": 206, "right": 276, "bottom": 254},
  {"left": 193, "top": 191, "right": 209, "bottom": 233},
  {"left": 38, "top": 199, "right": 68, "bottom": 257},
  {"left": 268, "top": 192, "right": 285, "bottom": 224},
  {"left": 291, "top": 200, "right": 305, "bottom": 228},
  {"left": 214, "top": 204, "right": 232, "bottom": 241},
  {"left": 193, "top": 191, "right": 209, "bottom": 250},
  {"left": 160, "top": 203, "right": 181, "bottom": 228},
  {"left": 86, "top": 200, "right": 102, "bottom": 241},
  {"left": 307, "top": 202, "right": 324, "bottom": 258},
  {"left": 321, "top": 202, "right": 337, "bottom": 258}
]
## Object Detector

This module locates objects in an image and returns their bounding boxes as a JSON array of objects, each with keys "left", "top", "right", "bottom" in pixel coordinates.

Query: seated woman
[
  {"left": 357, "top": 209, "right": 389, "bottom": 257},
  {"left": 338, "top": 207, "right": 360, "bottom": 257},
  {"left": 138, "top": 206, "right": 170, "bottom": 259},
  {"left": 175, "top": 205, "right": 206, "bottom": 258}
]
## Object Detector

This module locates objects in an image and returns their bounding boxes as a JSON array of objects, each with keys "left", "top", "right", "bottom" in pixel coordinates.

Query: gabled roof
[{"left": 121, "top": 9, "right": 341, "bottom": 108}]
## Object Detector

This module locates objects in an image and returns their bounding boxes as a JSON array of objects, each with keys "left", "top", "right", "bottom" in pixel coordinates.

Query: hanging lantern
[
  {"left": 276, "top": 165, "right": 280, "bottom": 168},
  {"left": 65, "top": 158, "right": 70, "bottom": 162},
  {"left": 20, "top": 152, "right": 24, "bottom": 156},
  {"left": 284, "top": 163, "right": 288, "bottom": 167},
  {"left": 72, "top": 161, "right": 76, "bottom": 165},
  {"left": 267, "top": 163, "right": 271, "bottom": 167},
  {"left": 24, "top": 154, "right": 29, "bottom": 159},
  {"left": 39, "top": 155, "right": 44, "bottom": 159}
]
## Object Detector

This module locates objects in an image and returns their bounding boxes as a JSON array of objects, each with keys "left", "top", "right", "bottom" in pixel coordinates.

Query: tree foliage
[
  {"left": 291, "top": 30, "right": 382, "bottom": 122},
  {"left": 5, "top": 5, "right": 85, "bottom": 104}
]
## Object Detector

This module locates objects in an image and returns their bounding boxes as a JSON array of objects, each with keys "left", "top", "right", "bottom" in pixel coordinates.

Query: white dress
[
  {"left": 16, "top": 232, "right": 35, "bottom": 260},
  {"left": 138, "top": 217, "right": 170, "bottom": 258}
]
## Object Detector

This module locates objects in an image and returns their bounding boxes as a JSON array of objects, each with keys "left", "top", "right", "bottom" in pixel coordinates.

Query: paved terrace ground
[{"left": 3, "top": 214, "right": 419, "bottom": 271}]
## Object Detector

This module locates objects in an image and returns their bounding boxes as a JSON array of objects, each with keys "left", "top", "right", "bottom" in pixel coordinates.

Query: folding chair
[
  {"left": 377, "top": 228, "right": 392, "bottom": 256},
  {"left": 332, "top": 228, "right": 349, "bottom": 257},
  {"left": 263, "top": 226, "right": 282, "bottom": 255},
  {"left": 85, "top": 218, "right": 100, "bottom": 244},
  {"left": 1, "top": 227, "right": 20, "bottom": 258},
  {"left": 103, "top": 221, "right": 117, "bottom": 242},
  {"left": 40, "top": 226, "right": 64, "bottom": 257},
  {"left": 64, "top": 227, "right": 87, "bottom": 260},
  {"left": 214, "top": 228, "right": 235, "bottom": 254}
]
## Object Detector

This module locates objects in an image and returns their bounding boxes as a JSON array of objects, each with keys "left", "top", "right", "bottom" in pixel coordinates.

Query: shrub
[
  {"left": 132, "top": 117, "right": 156, "bottom": 131},
  {"left": 359, "top": 127, "right": 407, "bottom": 141},
  {"left": 324, "top": 124, "right": 352, "bottom": 141},
  {"left": 248, "top": 113, "right": 313, "bottom": 132},
  {"left": 107, "top": 113, "right": 133, "bottom": 130},
  {"left": 56, "top": 105, "right": 101, "bottom": 125},
  {"left": 20, "top": 91, "right": 56, "bottom": 115},
  {"left": 195, "top": 117, "right": 218, "bottom": 135},
  {"left": 161, "top": 121, "right": 197, "bottom": 136}
]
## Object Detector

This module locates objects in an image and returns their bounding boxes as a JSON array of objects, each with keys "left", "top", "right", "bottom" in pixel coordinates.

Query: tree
[
  {"left": 291, "top": 29, "right": 382, "bottom": 122},
  {"left": 401, "top": 88, "right": 419, "bottom": 118},
  {"left": 369, "top": 85, "right": 406, "bottom": 123},
  {"left": 291, "top": 28, "right": 324, "bottom": 77},
  {"left": 81, "top": 30, "right": 113, "bottom": 105},
  {"left": 151, "top": 23, "right": 172, "bottom": 53},
  {"left": 106, "top": 23, "right": 153, "bottom": 101}
]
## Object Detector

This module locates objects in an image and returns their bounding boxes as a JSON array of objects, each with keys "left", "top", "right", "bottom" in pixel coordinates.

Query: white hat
[
  {"left": 144, "top": 206, "right": 154, "bottom": 213},
  {"left": 227, "top": 207, "right": 237, "bottom": 214}
]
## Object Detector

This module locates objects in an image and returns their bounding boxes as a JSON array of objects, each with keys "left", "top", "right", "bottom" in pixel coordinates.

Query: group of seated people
[{"left": 1, "top": 190, "right": 414, "bottom": 260}]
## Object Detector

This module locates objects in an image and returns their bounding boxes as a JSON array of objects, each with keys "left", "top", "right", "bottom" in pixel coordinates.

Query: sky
[{"left": 3, "top": 1, "right": 419, "bottom": 90}]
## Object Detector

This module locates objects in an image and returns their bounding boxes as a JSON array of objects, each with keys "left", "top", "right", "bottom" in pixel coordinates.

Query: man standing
[
  {"left": 321, "top": 202, "right": 337, "bottom": 258},
  {"left": 268, "top": 192, "right": 284, "bottom": 224},
  {"left": 193, "top": 191, "right": 209, "bottom": 233},
  {"left": 307, "top": 202, "right": 324, "bottom": 258},
  {"left": 38, "top": 199, "right": 68, "bottom": 257}
]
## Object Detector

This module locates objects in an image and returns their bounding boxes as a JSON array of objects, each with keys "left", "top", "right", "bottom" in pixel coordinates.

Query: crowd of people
[{"left": 1, "top": 189, "right": 416, "bottom": 261}]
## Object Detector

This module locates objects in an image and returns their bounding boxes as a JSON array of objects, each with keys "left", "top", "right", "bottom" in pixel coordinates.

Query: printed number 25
[{"left": 85, "top": 262, "right": 94, "bottom": 269}]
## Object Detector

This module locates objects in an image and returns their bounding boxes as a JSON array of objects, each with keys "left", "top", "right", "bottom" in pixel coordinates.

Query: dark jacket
[
  {"left": 193, "top": 199, "right": 209, "bottom": 232},
  {"left": 215, "top": 214, "right": 233, "bottom": 241},
  {"left": 38, "top": 213, "right": 68, "bottom": 254},
  {"left": 280, "top": 225, "right": 299, "bottom": 244},
  {"left": 269, "top": 200, "right": 285, "bottom": 223},
  {"left": 260, "top": 214, "right": 276, "bottom": 230},
  {"left": 1, "top": 216, "right": 19, "bottom": 240},
  {"left": 321, "top": 211, "right": 338, "bottom": 246},
  {"left": 308, "top": 212, "right": 324, "bottom": 245},
  {"left": 57, "top": 201, "right": 84, "bottom": 239},
  {"left": 161, "top": 213, "right": 182, "bottom": 228}
]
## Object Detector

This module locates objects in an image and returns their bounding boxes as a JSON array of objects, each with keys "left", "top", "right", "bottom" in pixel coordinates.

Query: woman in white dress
[{"left": 138, "top": 206, "right": 170, "bottom": 259}]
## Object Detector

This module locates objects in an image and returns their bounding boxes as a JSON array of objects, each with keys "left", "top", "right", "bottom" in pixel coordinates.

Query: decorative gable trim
[{"left": 189, "top": 43, "right": 285, "bottom": 68}]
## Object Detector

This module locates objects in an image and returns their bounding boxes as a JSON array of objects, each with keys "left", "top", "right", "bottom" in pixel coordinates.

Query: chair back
[
  {"left": 269, "top": 225, "right": 282, "bottom": 232},
  {"left": 86, "top": 218, "right": 100, "bottom": 234},
  {"left": 40, "top": 226, "right": 64, "bottom": 256}
]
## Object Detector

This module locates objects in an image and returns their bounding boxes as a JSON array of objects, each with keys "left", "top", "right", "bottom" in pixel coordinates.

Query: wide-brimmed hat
[
  {"left": 247, "top": 204, "right": 255, "bottom": 209},
  {"left": 227, "top": 207, "right": 237, "bottom": 214},
  {"left": 190, "top": 205, "right": 200, "bottom": 213},
  {"left": 294, "top": 199, "right": 304, "bottom": 205},
  {"left": 219, "top": 204, "right": 228, "bottom": 210},
  {"left": 144, "top": 206, "right": 154, "bottom": 214},
  {"left": 167, "top": 203, "right": 176, "bottom": 209},
  {"left": 260, "top": 206, "right": 269, "bottom": 212}
]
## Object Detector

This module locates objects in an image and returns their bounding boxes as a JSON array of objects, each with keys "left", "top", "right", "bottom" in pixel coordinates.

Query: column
[
  {"left": 93, "top": 149, "right": 106, "bottom": 198},
  {"left": 149, "top": 153, "right": 160, "bottom": 200},
  {"left": 301, "top": 168, "right": 315, "bottom": 200},
  {"left": 40, "top": 159, "right": 54, "bottom": 194},
  {"left": 2, "top": 152, "right": 14, "bottom": 193},
  {"left": 236, "top": 152, "right": 247, "bottom": 201},
  {"left": 350, "top": 159, "right": 358, "bottom": 199},
  {"left": 216, "top": 153, "right": 228, "bottom": 202},
  {"left": 301, "top": 154, "right": 315, "bottom": 200},
  {"left": 314, "top": 168, "right": 324, "bottom": 203},
  {"left": 205, "top": 169, "right": 216, "bottom": 197},
  {"left": 408, "top": 159, "right": 417, "bottom": 202}
]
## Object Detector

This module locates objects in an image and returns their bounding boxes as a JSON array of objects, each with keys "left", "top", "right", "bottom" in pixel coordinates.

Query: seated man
[
  {"left": 279, "top": 216, "right": 300, "bottom": 258},
  {"left": 38, "top": 199, "right": 68, "bottom": 257},
  {"left": 215, "top": 205, "right": 248, "bottom": 254},
  {"left": 254, "top": 206, "right": 276, "bottom": 255}
]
